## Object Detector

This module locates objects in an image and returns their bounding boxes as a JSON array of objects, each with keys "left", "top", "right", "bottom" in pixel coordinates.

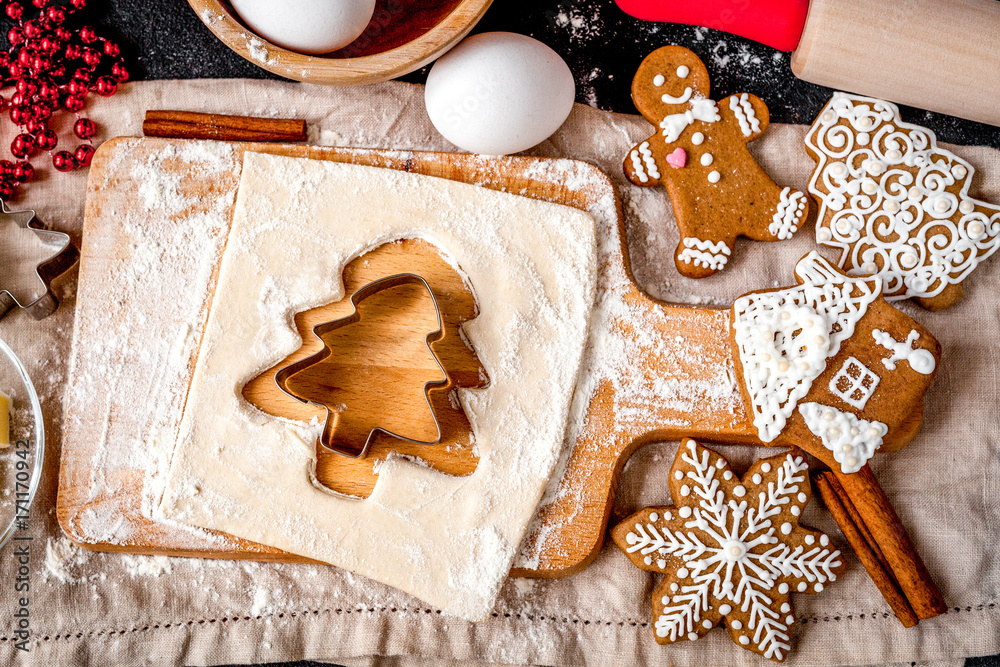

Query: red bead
[
  {"left": 111, "top": 61, "right": 129, "bottom": 83},
  {"left": 82, "top": 48, "right": 101, "bottom": 68},
  {"left": 32, "top": 0, "right": 49, "bottom": 8},
  {"left": 9, "top": 92, "right": 28, "bottom": 107},
  {"left": 31, "top": 55, "right": 51, "bottom": 73},
  {"left": 24, "top": 118, "right": 46, "bottom": 135},
  {"left": 13, "top": 161, "right": 34, "bottom": 183},
  {"left": 67, "top": 79, "right": 87, "bottom": 97},
  {"left": 32, "top": 103, "right": 51, "bottom": 120},
  {"left": 16, "top": 77, "right": 38, "bottom": 96},
  {"left": 94, "top": 75, "right": 116, "bottom": 96},
  {"left": 44, "top": 5, "right": 64, "bottom": 23},
  {"left": 22, "top": 20, "right": 42, "bottom": 40},
  {"left": 52, "top": 150, "right": 76, "bottom": 171},
  {"left": 38, "top": 81, "right": 58, "bottom": 101},
  {"left": 79, "top": 25, "right": 98, "bottom": 43},
  {"left": 61, "top": 94, "right": 84, "bottom": 111},
  {"left": 8, "top": 26, "right": 24, "bottom": 46},
  {"left": 74, "top": 144, "right": 94, "bottom": 167},
  {"left": 47, "top": 63, "right": 64, "bottom": 80},
  {"left": 17, "top": 49, "right": 32, "bottom": 68},
  {"left": 64, "top": 43, "right": 82, "bottom": 60},
  {"left": 5, "top": 2, "right": 22, "bottom": 20},
  {"left": 35, "top": 128, "right": 57, "bottom": 150},
  {"left": 9, "top": 107, "right": 27, "bottom": 124},
  {"left": 0, "top": 160, "right": 14, "bottom": 178},
  {"left": 8, "top": 62, "right": 23, "bottom": 78},
  {"left": 39, "top": 36, "right": 59, "bottom": 53},
  {"left": 0, "top": 95, "right": 5, "bottom": 112},
  {"left": 0, "top": 182, "right": 16, "bottom": 201},
  {"left": 70, "top": 0, "right": 85, "bottom": 8},
  {"left": 55, "top": 26, "right": 71, "bottom": 41},
  {"left": 11, "top": 133, "right": 37, "bottom": 158},
  {"left": 73, "top": 67, "right": 92, "bottom": 83},
  {"left": 103, "top": 40, "right": 120, "bottom": 58},
  {"left": 73, "top": 117, "right": 95, "bottom": 139}
]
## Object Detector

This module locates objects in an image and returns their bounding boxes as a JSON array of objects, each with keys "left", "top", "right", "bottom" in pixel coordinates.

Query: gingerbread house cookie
[{"left": 624, "top": 45, "right": 808, "bottom": 278}]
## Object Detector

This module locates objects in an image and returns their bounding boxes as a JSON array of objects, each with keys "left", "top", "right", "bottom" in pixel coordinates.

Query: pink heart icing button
[{"left": 666, "top": 147, "right": 687, "bottom": 169}]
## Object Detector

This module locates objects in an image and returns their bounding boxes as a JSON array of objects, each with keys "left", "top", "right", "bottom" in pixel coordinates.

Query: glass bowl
[{"left": 0, "top": 336, "right": 44, "bottom": 551}]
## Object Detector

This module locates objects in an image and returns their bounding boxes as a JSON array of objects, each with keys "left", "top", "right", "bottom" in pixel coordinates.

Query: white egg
[
  {"left": 425, "top": 32, "right": 576, "bottom": 155},
  {"left": 231, "top": 0, "right": 375, "bottom": 55}
]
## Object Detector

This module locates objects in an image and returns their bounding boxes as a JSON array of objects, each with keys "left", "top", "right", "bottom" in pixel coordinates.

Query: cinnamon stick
[
  {"left": 813, "top": 471, "right": 919, "bottom": 628},
  {"left": 142, "top": 110, "right": 307, "bottom": 142}
]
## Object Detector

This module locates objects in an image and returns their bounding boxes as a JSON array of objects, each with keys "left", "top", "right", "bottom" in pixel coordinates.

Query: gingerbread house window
[{"left": 828, "top": 356, "right": 880, "bottom": 409}]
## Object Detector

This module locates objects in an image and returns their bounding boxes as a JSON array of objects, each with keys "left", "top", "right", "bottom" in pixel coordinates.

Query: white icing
[
  {"left": 872, "top": 329, "right": 936, "bottom": 374},
  {"left": 707, "top": 170, "right": 720, "bottom": 184},
  {"left": 653, "top": 73, "right": 665, "bottom": 87},
  {"left": 676, "top": 65, "right": 690, "bottom": 78},
  {"left": 798, "top": 402, "right": 887, "bottom": 473},
  {"left": 639, "top": 141, "right": 660, "bottom": 179},
  {"left": 661, "top": 87, "right": 693, "bottom": 105},
  {"left": 828, "top": 356, "right": 880, "bottom": 409},
  {"left": 805, "top": 92, "right": 1000, "bottom": 301},
  {"left": 700, "top": 153, "right": 713, "bottom": 166},
  {"left": 630, "top": 141, "right": 660, "bottom": 184},
  {"left": 624, "top": 442, "right": 841, "bottom": 660},
  {"left": 677, "top": 237, "right": 731, "bottom": 271},
  {"left": 729, "top": 93, "right": 761, "bottom": 137},
  {"left": 769, "top": 187, "right": 807, "bottom": 240},
  {"left": 691, "top": 132, "right": 705, "bottom": 145},
  {"left": 629, "top": 149, "right": 648, "bottom": 184},
  {"left": 660, "top": 98, "right": 721, "bottom": 143},
  {"left": 733, "top": 252, "right": 880, "bottom": 442}
]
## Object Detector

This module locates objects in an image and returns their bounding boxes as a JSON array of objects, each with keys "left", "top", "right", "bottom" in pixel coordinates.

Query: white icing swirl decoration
[
  {"left": 732, "top": 252, "right": 880, "bottom": 442},
  {"left": 805, "top": 92, "right": 1000, "bottom": 301}
]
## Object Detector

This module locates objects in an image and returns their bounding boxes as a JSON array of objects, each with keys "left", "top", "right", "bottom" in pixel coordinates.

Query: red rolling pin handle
[{"left": 614, "top": 0, "right": 809, "bottom": 52}]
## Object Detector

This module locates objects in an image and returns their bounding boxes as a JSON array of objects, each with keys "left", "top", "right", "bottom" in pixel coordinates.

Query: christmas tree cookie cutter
[
  {"left": 274, "top": 273, "right": 448, "bottom": 459},
  {"left": 0, "top": 201, "right": 79, "bottom": 321}
]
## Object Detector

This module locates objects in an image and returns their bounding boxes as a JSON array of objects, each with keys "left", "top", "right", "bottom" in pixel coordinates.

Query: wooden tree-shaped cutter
[{"left": 273, "top": 273, "right": 450, "bottom": 459}]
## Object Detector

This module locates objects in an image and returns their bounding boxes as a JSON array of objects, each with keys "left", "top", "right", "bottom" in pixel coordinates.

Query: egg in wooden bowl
[{"left": 188, "top": 0, "right": 495, "bottom": 85}]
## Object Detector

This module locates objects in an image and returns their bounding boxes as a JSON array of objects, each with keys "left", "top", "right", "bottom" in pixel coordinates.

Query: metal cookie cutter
[
  {"left": 274, "top": 273, "right": 449, "bottom": 459},
  {"left": 0, "top": 201, "right": 79, "bottom": 321}
]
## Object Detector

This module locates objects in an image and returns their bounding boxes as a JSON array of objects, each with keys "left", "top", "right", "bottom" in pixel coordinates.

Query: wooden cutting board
[{"left": 57, "top": 137, "right": 760, "bottom": 576}]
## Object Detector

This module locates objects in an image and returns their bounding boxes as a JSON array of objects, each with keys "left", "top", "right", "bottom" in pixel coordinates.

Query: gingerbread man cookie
[
  {"left": 624, "top": 46, "right": 808, "bottom": 278},
  {"left": 804, "top": 93, "right": 1000, "bottom": 311},
  {"left": 612, "top": 439, "right": 845, "bottom": 662}
]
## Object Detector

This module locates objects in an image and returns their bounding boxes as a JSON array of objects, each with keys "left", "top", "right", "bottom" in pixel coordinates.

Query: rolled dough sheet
[{"left": 158, "top": 152, "right": 598, "bottom": 621}]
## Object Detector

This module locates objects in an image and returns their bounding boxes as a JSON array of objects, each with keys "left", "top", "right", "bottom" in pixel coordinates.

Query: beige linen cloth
[{"left": 0, "top": 80, "right": 998, "bottom": 667}]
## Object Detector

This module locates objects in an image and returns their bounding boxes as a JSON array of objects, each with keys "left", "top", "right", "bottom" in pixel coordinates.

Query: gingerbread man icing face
[{"left": 624, "top": 46, "right": 808, "bottom": 278}]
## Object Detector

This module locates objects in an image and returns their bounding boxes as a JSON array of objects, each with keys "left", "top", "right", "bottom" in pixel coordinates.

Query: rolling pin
[{"left": 615, "top": 0, "right": 1000, "bottom": 128}]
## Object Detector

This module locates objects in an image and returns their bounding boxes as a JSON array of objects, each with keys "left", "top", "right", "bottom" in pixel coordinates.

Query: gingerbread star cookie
[
  {"left": 611, "top": 439, "right": 845, "bottom": 662},
  {"left": 804, "top": 92, "right": 1000, "bottom": 310},
  {"left": 623, "top": 45, "right": 808, "bottom": 278}
]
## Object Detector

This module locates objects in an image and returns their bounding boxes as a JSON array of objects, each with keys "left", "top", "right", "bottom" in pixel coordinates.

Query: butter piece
[{"left": 0, "top": 390, "right": 9, "bottom": 447}]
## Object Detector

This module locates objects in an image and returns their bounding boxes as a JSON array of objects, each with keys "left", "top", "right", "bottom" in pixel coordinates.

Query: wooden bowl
[{"left": 188, "top": 0, "right": 494, "bottom": 85}]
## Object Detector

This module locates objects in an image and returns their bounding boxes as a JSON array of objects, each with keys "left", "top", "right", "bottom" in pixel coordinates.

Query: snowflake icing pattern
[{"left": 611, "top": 440, "right": 845, "bottom": 662}]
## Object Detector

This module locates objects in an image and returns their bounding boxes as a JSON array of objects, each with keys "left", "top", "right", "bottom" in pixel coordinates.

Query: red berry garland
[{"left": 0, "top": 0, "right": 127, "bottom": 200}]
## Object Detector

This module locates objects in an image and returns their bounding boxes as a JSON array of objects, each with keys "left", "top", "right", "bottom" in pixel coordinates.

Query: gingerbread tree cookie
[
  {"left": 623, "top": 45, "right": 808, "bottom": 278},
  {"left": 611, "top": 439, "right": 845, "bottom": 662},
  {"left": 804, "top": 92, "right": 1000, "bottom": 311}
]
